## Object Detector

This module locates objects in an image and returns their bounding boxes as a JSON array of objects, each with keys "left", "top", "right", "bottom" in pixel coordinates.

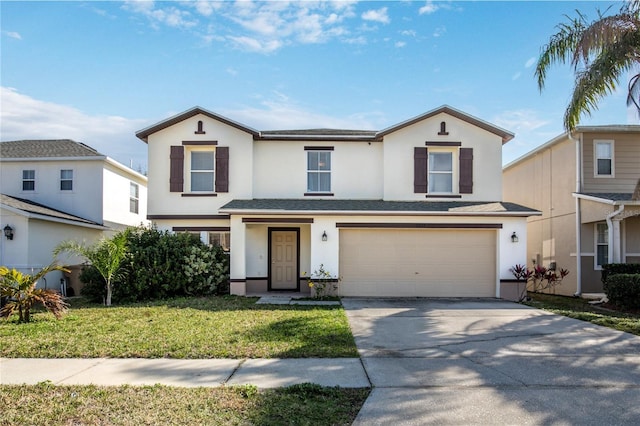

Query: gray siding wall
[{"left": 583, "top": 132, "right": 640, "bottom": 193}]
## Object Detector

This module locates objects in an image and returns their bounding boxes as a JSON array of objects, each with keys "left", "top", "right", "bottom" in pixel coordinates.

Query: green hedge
[
  {"left": 79, "top": 226, "right": 229, "bottom": 304},
  {"left": 602, "top": 263, "right": 640, "bottom": 284},
  {"left": 604, "top": 274, "right": 640, "bottom": 310}
]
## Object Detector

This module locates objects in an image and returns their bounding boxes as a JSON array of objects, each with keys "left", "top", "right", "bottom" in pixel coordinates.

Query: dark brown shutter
[
  {"left": 170, "top": 146, "right": 184, "bottom": 193},
  {"left": 414, "top": 147, "right": 428, "bottom": 193},
  {"left": 215, "top": 146, "right": 229, "bottom": 193},
  {"left": 459, "top": 147, "right": 473, "bottom": 194}
]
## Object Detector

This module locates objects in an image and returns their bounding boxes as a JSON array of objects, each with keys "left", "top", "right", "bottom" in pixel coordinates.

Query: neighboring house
[
  {"left": 0, "top": 139, "right": 148, "bottom": 293},
  {"left": 503, "top": 126, "right": 640, "bottom": 296},
  {"left": 136, "top": 105, "right": 539, "bottom": 298}
]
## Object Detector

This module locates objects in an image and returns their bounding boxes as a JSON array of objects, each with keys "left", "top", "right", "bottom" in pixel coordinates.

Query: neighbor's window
[
  {"left": 129, "top": 182, "right": 139, "bottom": 214},
  {"left": 60, "top": 169, "right": 73, "bottom": 191},
  {"left": 208, "top": 231, "right": 230, "bottom": 252},
  {"left": 307, "top": 151, "right": 331, "bottom": 193},
  {"left": 596, "top": 222, "right": 609, "bottom": 268},
  {"left": 428, "top": 152, "right": 453, "bottom": 193},
  {"left": 595, "top": 141, "right": 614, "bottom": 177},
  {"left": 190, "top": 151, "right": 215, "bottom": 192},
  {"left": 22, "top": 170, "right": 35, "bottom": 191}
]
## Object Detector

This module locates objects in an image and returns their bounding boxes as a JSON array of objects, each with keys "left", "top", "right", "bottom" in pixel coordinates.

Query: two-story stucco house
[
  {"left": 0, "top": 139, "right": 148, "bottom": 293},
  {"left": 137, "top": 105, "right": 539, "bottom": 298},
  {"left": 503, "top": 126, "right": 640, "bottom": 297}
]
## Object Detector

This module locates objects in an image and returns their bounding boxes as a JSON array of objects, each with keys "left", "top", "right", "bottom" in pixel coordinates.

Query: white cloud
[
  {"left": 122, "top": 1, "right": 197, "bottom": 29},
  {"left": 419, "top": 1, "right": 439, "bottom": 15},
  {"left": 362, "top": 7, "right": 390, "bottom": 24},
  {"left": 512, "top": 72, "right": 521, "bottom": 81},
  {"left": 525, "top": 57, "right": 537, "bottom": 68},
  {"left": 401, "top": 29, "right": 416, "bottom": 37},
  {"left": 228, "top": 36, "right": 283, "bottom": 54},
  {"left": 221, "top": 92, "right": 381, "bottom": 130},
  {"left": 395, "top": 41, "right": 406, "bottom": 48},
  {"left": 433, "top": 26, "right": 446, "bottom": 37},
  {"left": 0, "top": 87, "right": 149, "bottom": 172},
  {"left": 4, "top": 31, "right": 22, "bottom": 40},
  {"left": 493, "top": 109, "right": 549, "bottom": 133}
]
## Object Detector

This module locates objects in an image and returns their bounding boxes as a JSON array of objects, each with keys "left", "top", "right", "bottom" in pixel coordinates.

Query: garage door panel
[{"left": 339, "top": 229, "right": 495, "bottom": 297}]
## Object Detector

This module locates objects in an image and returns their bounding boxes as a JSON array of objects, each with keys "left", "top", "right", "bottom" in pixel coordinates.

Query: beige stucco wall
[
  {"left": 146, "top": 113, "right": 254, "bottom": 216},
  {"left": 503, "top": 135, "right": 579, "bottom": 296},
  {"left": 383, "top": 112, "right": 504, "bottom": 202},
  {"left": 252, "top": 140, "right": 383, "bottom": 199}
]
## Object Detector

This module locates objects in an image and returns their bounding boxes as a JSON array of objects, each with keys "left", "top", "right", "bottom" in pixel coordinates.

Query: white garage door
[{"left": 339, "top": 228, "right": 496, "bottom": 297}]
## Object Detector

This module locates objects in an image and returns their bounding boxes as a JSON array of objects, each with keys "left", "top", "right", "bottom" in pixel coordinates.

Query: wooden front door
[{"left": 269, "top": 229, "right": 299, "bottom": 291}]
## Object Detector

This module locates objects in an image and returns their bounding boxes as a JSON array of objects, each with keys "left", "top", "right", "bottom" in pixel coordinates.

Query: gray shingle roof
[
  {"left": 220, "top": 199, "right": 539, "bottom": 214},
  {"left": 580, "top": 193, "right": 634, "bottom": 202},
  {"left": 0, "top": 139, "right": 103, "bottom": 159},
  {"left": 1, "top": 194, "right": 103, "bottom": 226}
]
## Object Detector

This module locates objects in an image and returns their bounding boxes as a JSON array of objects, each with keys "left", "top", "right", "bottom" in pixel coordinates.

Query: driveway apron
[{"left": 342, "top": 298, "right": 640, "bottom": 425}]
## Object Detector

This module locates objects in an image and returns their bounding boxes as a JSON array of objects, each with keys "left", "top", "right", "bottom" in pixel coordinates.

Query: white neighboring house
[
  {"left": 0, "top": 139, "right": 148, "bottom": 293},
  {"left": 137, "top": 106, "right": 539, "bottom": 299}
]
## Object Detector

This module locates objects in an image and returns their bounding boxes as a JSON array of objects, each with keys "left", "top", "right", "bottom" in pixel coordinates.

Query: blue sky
[{"left": 1, "top": 1, "right": 635, "bottom": 173}]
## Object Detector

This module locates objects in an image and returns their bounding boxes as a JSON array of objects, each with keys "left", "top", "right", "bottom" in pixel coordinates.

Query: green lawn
[
  {"left": 0, "top": 382, "right": 370, "bottom": 426},
  {"left": 0, "top": 296, "right": 358, "bottom": 358},
  {"left": 525, "top": 293, "right": 640, "bottom": 336}
]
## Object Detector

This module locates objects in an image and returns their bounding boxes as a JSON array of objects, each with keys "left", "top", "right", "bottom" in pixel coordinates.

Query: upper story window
[
  {"left": 190, "top": 150, "right": 215, "bottom": 192},
  {"left": 307, "top": 150, "right": 332, "bottom": 193},
  {"left": 594, "top": 140, "right": 614, "bottom": 177},
  {"left": 130, "top": 182, "right": 139, "bottom": 214},
  {"left": 415, "top": 145, "right": 472, "bottom": 197},
  {"left": 60, "top": 169, "right": 73, "bottom": 191},
  {"left": 22, "top": 170, "right": 35, "bottom": 191},
  {"left": 596, "top": 222, "right": 609, "bottom": 269},
  {"left": 428, "top": 152, "right": 453, "bottom": 193}
]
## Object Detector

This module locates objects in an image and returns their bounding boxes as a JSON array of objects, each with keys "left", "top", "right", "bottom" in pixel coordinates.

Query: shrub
[
  {"left": 79, "top": 265, "right": 107, "bottom": 303},
  {"left": 79, "top": 226, "right": 230, "bottom": 303},
  {"left": 602, "top": 263, "right": 640, "bottom": 284},
  {"left": 604, "top": 274, "right": 640, "bottom": 310}
]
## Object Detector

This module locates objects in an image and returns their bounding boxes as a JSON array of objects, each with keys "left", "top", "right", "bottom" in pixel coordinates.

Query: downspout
[
  {"left": 570, "top": 131, "right": 583, "bottom": 296},
  {"left": 606, "top": 205, "right": 625, "bottom": 264}
]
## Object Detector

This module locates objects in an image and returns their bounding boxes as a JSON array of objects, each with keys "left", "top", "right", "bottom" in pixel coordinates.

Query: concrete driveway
[{"left": 342, "top": 298, "right": 640, "bottom": 425}]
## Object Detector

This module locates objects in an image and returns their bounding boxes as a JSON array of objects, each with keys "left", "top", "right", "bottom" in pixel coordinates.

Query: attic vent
[
  {"left": 438, "top": 121, "right": 449, "bottom": 135},
  {"left": 195, "top": 120, "right": 206, "bottom": 134}
]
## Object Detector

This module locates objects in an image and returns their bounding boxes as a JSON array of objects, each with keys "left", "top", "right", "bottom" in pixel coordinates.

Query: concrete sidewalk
[{"left": 0, "top": 357, "right": 370, "bottom": 388}]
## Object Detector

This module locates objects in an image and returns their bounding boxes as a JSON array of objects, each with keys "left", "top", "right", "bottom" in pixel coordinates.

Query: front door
[{"left": 269, "top": 229, "right": 299, "bottom": 291}]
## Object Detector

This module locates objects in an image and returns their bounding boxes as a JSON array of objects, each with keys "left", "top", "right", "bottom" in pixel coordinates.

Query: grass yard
[
  {"left": 0, "top": 296, "right": 358, "bottom": 358},
  {"left": 0, "top": 382, "right": 370, "bottom": 426},
  {"left": 525, "top": 293, "right": 640, "bottom": 336}
]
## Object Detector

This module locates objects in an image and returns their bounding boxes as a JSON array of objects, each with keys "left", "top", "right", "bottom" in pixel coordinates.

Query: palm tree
[
  {"left": 536, "top": 0, "right": 640, "bottom": 131},
  {"left": 54, "top": 233, "right": 128, "bottom": 306},
  {"left": 0, "top": 264, "right": 69, "bottom": 323}
]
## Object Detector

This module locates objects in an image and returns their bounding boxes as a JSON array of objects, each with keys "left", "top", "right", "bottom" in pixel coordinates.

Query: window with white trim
[
  {"left": 208, "top": 231, "right": 230, "bottom": 252},
  {"left": 22, "top": 170, "right": 35, "bottom": 191},
  {"left": 129, "top": 182, "right": 139, "bottom": 214},
  {"left": 307, "top": 151, "right": 331, "bottom": 193},
  {"left": 190, "top": 150, "right": 215, "bottom": 192},
  {"left": 60, "top": 169, "right": 73, "bottom": 191},
  {"left": 428, "top": 151, "right": 453, "bottom": 193},
  {"left": 594, "top": 140, "right": 614, "bottom": 177},
  {"left": 596, "top": 222, "right": 609, "bottom": 269}
]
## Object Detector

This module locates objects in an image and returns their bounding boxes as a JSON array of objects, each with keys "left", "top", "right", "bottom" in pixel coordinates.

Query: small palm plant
[{"left": 0, "top": 264, "right": 69, "bottom": 323}]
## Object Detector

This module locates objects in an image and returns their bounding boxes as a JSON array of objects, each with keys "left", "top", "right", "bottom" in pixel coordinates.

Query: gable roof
[
  {"left": 136, "top": 105, "right": 513, "bottom": 144},
  {"left": 377, "top": 105, "right": 514, "bottom": 144},
  {"left": 0, "top": 139, "right": 104, "bottom": 159},
  {"left": 1, "top": 193, "right": 106, "bottom": 228},
  {"left": 135, "top": 106, "right": 260, "bottom": 143}
]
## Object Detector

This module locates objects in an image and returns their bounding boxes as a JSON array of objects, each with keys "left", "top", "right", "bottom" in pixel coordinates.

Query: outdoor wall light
[
  {"left": 322, "top": 231, "right": 328, "bottom": 242},
  {"left": 4, "top": 225, "right": 14, "bottom": 240},
  {"left": 511, "top": 232, "right": 519, "bottom": 243}
]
